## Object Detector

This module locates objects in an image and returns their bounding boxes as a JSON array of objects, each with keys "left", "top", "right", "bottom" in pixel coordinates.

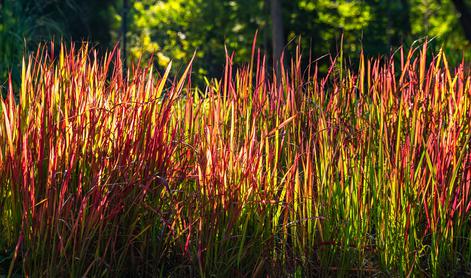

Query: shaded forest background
[{"left": 1, "top": 0, "right": 470, "bottom": 86}]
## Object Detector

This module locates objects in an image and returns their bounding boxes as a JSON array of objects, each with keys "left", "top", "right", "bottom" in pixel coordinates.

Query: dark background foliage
[{"left": 1, "top": 0, "right": 470, "bottom": 85}]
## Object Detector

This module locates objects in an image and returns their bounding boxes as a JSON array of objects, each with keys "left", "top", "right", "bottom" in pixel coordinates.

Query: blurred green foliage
[
  {"left": 119, "top": 0, "right": 471, "bottom": 83},
  {"left": 0, "top": 0, "right": 27, "bottom": 91},
  {"left": 1, "top": 0, "right": 470, "bottom": 86},
  {"left": 118, "top": 0, "right": 266, "bottom": 79},
  {"left": 0, "top": 0, "right": 116, "bottom": 95}
]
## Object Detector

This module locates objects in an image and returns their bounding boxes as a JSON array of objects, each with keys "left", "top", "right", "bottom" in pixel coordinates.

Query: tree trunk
[
  {"left": 400, "top": 0, "right": 411, "bottom": 37},
  {"left": 270, "top": 0, "right": 284, "bottom": 80},
  {"left": 451, "top": 0, "right": 471, "bottom": 42},
  {"left": 122, "top": 0, "right": 129, "bottom": 78}
]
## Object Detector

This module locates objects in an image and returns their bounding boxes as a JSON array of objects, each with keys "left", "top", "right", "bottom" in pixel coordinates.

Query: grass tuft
[{"left": 0, "top": 42, "right": 470, "bottom": 276}]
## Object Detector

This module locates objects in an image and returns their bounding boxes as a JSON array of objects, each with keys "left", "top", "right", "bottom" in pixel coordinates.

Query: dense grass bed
[{"left": 1, "top": 42, "right": 470, "bottom": 277}]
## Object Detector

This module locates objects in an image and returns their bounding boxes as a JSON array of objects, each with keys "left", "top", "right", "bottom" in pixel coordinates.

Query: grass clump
[{"left": 0, "top": 41, "right": 470, "bottom": 277}]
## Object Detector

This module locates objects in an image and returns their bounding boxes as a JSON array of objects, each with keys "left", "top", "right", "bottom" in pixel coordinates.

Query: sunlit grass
[{"left": 0, "top": 41, "right": 470, "bottom": 276}]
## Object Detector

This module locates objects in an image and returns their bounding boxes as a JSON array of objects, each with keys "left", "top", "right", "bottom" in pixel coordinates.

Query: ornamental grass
[{"left": 0, "top": 40, "right": 470, "bottom": 277}]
